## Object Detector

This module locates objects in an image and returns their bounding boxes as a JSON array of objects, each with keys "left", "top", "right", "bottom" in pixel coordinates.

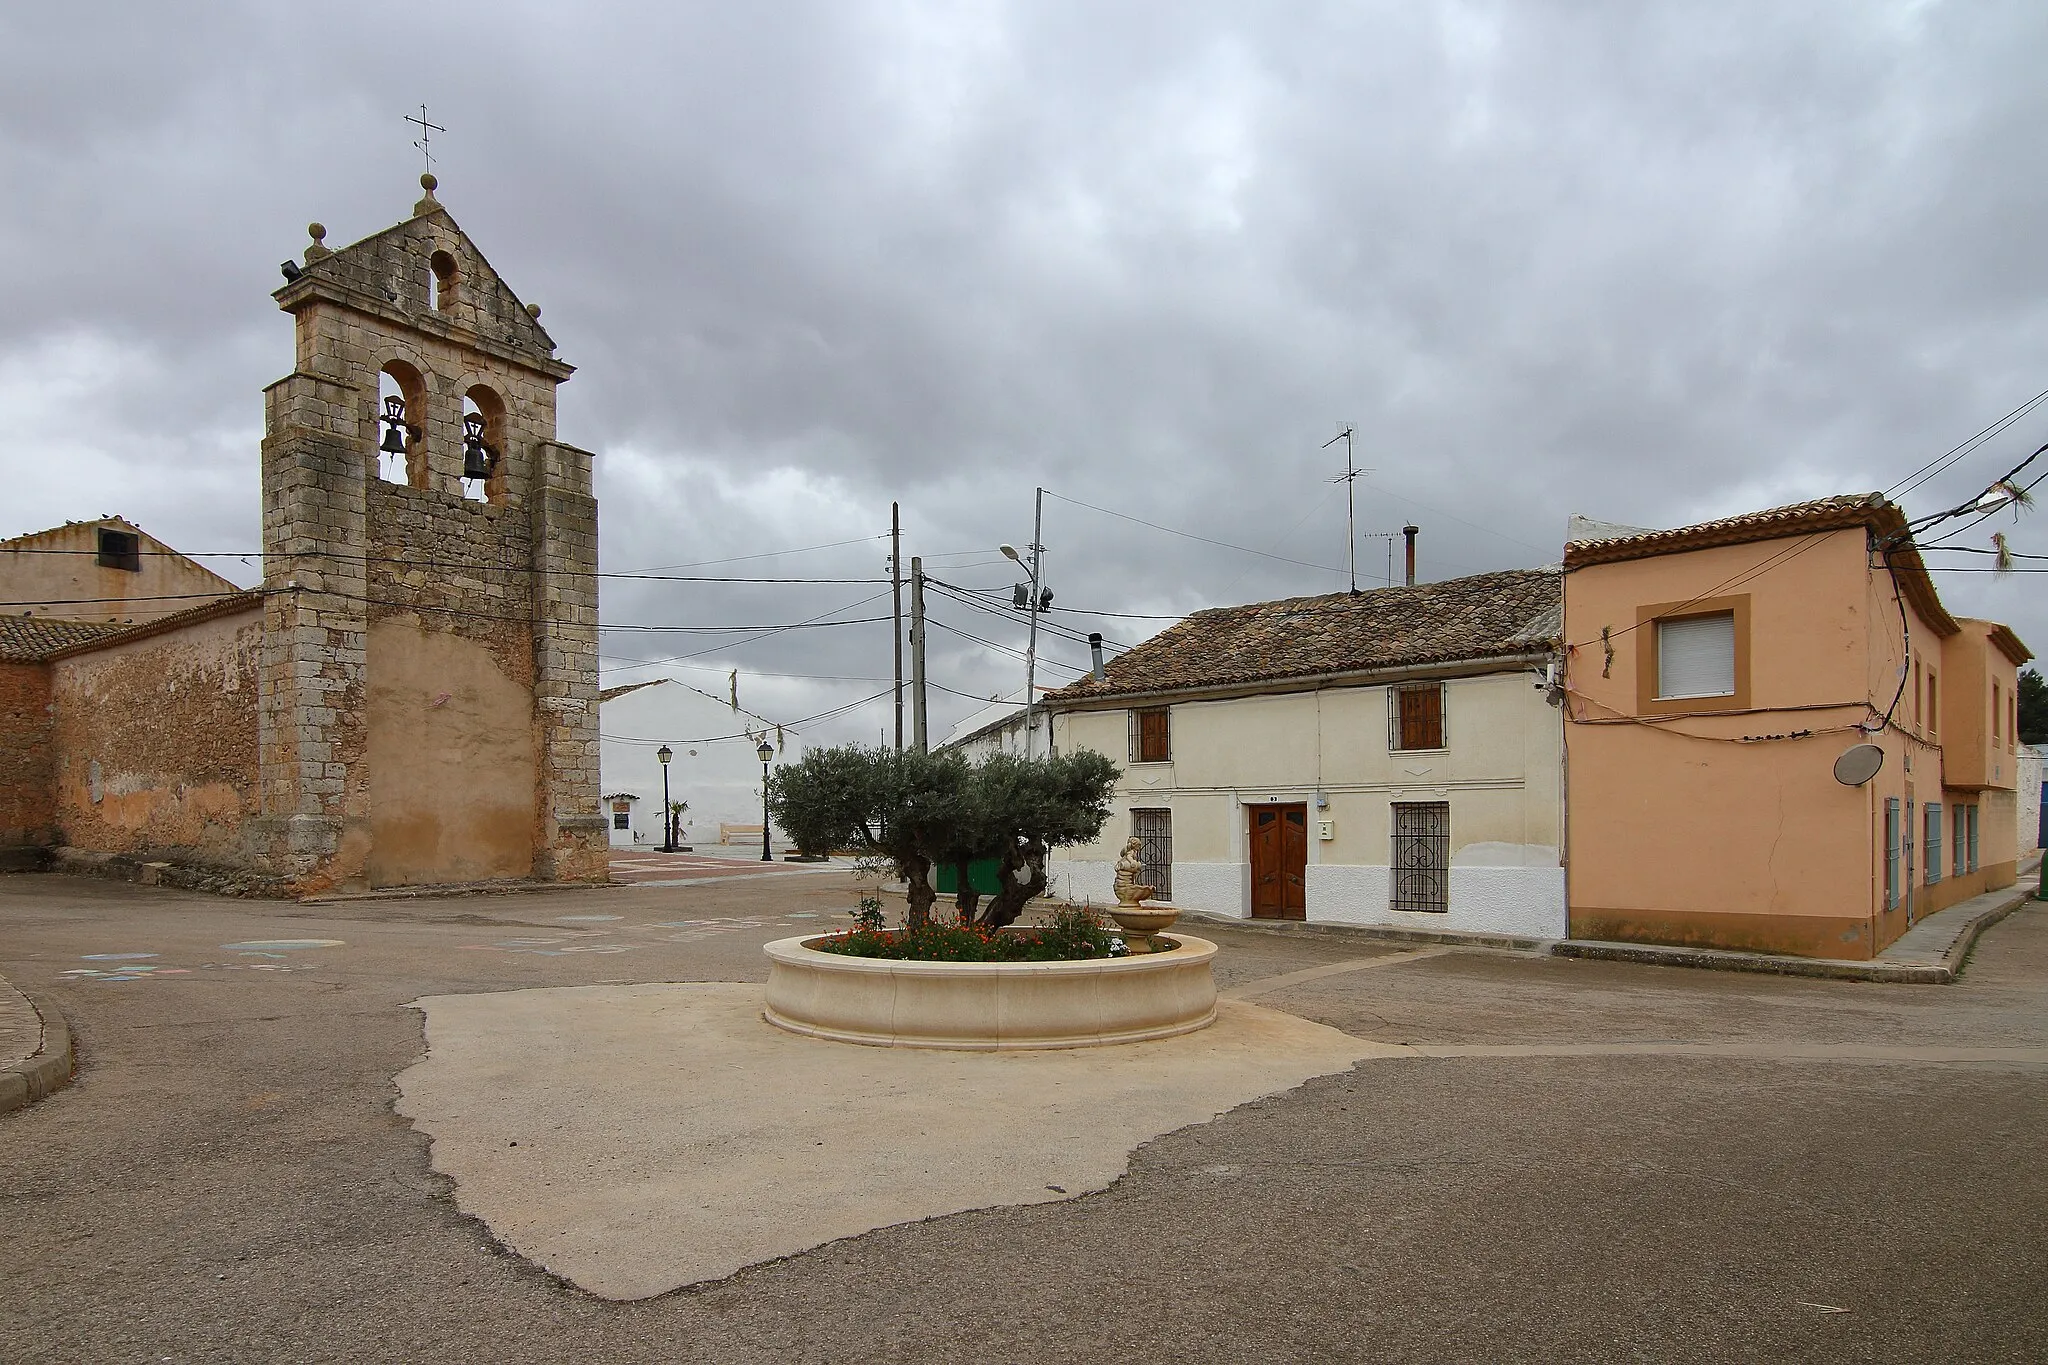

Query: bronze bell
[
  {"left": 461, "top": 412, "right": 496, "bottom": 481},
  {"left": 378, "top": 396, "right": 409, "bottom": 454}
]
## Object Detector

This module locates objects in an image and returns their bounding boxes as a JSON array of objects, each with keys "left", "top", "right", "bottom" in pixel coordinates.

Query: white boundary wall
[{"left": 1052, "top": 857, "right": 1564, "bottom": 939}]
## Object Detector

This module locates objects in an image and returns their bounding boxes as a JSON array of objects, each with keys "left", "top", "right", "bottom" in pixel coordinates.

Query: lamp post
[
  {"left": 657, "top": 744, "right": 674, "bottom": 852},
  {"left": 757, "top": 738, "right": 776, "bottom": 862}
]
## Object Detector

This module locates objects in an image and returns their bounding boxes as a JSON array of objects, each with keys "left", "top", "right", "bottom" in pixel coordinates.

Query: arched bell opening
[
  {"left": 376, "top": 360, "right": 428, "bottom": 487},
  {"left": 430, "top": 249, "right": 459, "bottom": 312},
  {"left": 461, "top": 385, "right": 507, "bottom": 504}
]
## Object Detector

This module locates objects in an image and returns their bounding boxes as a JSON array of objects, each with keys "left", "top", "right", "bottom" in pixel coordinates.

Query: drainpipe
[
  {"left": 1089, "top": 632, "right": 1106, "bottom": 681},
  {"left": 1403, "top": 525, "right": 1419, "bottom": 586}
]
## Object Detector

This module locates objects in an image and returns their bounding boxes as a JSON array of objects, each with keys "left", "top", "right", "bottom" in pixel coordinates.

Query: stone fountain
[{"left": 1109, "top": 835, "right": 1181, "bottom": 952}]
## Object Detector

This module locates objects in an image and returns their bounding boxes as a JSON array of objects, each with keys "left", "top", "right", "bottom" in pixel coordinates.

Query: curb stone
[
  {"left": 0, "top": 985, "right": 76, "bottom": 1117},
  {"left": 1553, "top": 885, "right": 2039, "bottom": 985}
]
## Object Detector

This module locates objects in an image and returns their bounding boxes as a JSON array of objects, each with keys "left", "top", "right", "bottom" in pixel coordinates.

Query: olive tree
[
  {"left": 767, "top": 746, "right": 969, "bottom": 929},
  {"left": 768, "top": 745, "right": 1120, "bottom": 930}
]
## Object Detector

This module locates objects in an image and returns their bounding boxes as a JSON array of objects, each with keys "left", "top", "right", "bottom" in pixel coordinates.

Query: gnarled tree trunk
[
  {"left": 901, "top": 854, "right": 936, "bottom": 931},
  {"left": 980, "top": 836, "right": 1049, "bottom": 929},
  {"left": 952, "top": 858, "right": 982, "bottom": 922}
]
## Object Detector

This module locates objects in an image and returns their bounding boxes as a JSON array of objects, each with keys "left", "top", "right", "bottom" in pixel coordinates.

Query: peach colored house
[{"left": 1563, "top": 494, "right": 2031, "bottom": 960}]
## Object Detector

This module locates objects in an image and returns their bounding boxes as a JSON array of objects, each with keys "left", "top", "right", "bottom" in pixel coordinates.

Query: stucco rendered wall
[
  {"left": 1563, "top": 528, "right": 2021, "bottom": 959},
  {"left": 365, "top": 617, "right": 537, "bottom": 886},
  {"left": 1049, "top": 668, "right": 1564, "bottom": 938},
  {"left": 48, "top": 609, "right": 262, "bottom": 863},
  {"left": 2019, "top": 749, "right": 2044, "bottom": 855},
  {"left": 0, "top": 521, "right": 239, "bottom": 624}
]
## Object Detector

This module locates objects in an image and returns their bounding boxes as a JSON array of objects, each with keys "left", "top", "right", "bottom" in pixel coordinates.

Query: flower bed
[{"left": 812, "top": 903, "right": 1129, "bottom": 963}]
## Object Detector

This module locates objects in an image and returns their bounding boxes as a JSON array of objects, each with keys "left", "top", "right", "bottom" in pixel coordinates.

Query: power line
[
  {"left": 617, "top": 533, "right": 887, "bottom": 574},
  {"left": 1042, "top": 490, "right": 1345, "bottom": 573},
  {"left": 602, "top": 687, "right": 894, "bottom": 746},
  {"left": 1885, "top": 385, "right": 2048, "bottom": 500},
  {"left": 922, "top": 579, "right": 1132, "bottom": 652},
  {"left": 924, "top": 616, "right": 1089, "bottom": 675},
  {"left": 0, "top": 544, "right": 888, "bottom": 586}
]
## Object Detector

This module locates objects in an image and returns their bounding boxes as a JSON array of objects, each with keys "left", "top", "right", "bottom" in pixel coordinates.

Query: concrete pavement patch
[{"left": 395, "top": 982, "right": 1375, "bottom": 1300}]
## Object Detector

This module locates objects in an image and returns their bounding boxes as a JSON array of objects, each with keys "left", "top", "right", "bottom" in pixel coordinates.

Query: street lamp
[
  {"left": 656, "top": 744, "right": 674, "bottom": 853},
  {"left": 1001, "top": 494, "right": 1047, "bottom": 756},
  {"left": 757, "top": 738, "right": 776, "bottom": 862}
]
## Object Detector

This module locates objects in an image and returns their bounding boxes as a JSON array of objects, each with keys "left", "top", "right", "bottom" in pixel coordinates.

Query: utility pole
[
  {"left": 891, "top": 502, "right": 903, "bottom": 752},
  {"left": 1024, "top": 487, "right": 1044, "bottom": 758},
  {"left": 1324, "top": 426, "right": 1360, "bottom": 594},
  {"left": 910, "top": 555, "right": 928, "bottom": 753}
]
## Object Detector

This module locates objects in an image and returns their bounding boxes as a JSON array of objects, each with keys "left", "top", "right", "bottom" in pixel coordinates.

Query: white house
[
  {"left": 598, "top": 679, "right": 801, "bottom": 849},
  {"left": 1045, "top": 569, "right": 1566, "bottom": 940},
  {"left": 2020, "top": 742, "right": 2046, "bottom": 856},
  {"left": 938, "top": 692, "right": 1031, "bottom": 760}
]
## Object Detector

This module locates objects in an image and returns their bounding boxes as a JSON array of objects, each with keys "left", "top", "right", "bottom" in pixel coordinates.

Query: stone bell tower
[{"left": 249, "top": 173, "right": 605, "bottom": 892}]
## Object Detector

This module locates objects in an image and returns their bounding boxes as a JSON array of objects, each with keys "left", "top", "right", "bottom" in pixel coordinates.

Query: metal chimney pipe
[
  {"left": 1088, "top": 632, "right": 1106, "bottom": 681},
  {"left": 1403, "top": 525, "right": 1418, "bottom": 586}
]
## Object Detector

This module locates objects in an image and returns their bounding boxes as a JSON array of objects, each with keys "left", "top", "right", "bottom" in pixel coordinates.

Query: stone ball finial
[
  {"left": 303, "top": 221, "right": 332, "bottom": 263},
  {"left": 420, "top": 172, "right": 438, "bottom": 194},
  {"left": 308, "top": 222, "right": 326, "bottom": 243},
  {"left": 526, "top": 303, "right": 542, "bottom": 320}
]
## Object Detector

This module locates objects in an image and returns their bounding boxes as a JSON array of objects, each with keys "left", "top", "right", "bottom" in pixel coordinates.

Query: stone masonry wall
[
  {"left": 0, "top": 661, "right": 54, "bottom": 847},
  {"left": 252, "top": 191, "right": 604, "bottom": 890},
  {"left": 49, "top": 608, "right": 262, "bottom": 864}
]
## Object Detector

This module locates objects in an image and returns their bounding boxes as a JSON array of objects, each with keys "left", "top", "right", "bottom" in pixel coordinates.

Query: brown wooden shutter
[
  {"left": 1138, "top": 707, "right": 1171, "bottom": 762},
  {"left": 1398, "top": 686, "right": 1443, "bottom": 750}
]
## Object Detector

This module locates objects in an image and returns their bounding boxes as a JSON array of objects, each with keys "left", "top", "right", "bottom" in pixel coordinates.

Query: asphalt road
[{"left": 3, "top": 870, "right": 2046, "bottom": 1363}]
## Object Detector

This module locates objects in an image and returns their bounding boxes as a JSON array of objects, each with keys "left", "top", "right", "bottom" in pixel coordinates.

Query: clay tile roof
[
  {"left": 1048, "top": 568, "right": 1561, "bottom": 704},
  {"left": 0, "top": 616, "right": 133, "bottom": 661},
  {"left": 1562, "top": 492, "right": 1890, "bottom": 567},
  {"left": 599, "top": 680, "right": 664, "bottom": 703}
]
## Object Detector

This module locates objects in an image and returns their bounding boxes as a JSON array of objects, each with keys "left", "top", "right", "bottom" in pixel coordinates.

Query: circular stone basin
[{"left": 762, "top": 934, "right": 1218, "bottom": 1050}]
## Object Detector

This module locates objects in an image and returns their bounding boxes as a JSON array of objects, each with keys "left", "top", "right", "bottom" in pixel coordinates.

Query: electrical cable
[
  {"left": 923, "top": 616, "right": 1089, "bottom": 674},
  {"left": 1885, "top": 385, "right": 2048, "bottom": 500},
  {"left": 1041, "top": 490, "right": 1346, "bottom": 573}
]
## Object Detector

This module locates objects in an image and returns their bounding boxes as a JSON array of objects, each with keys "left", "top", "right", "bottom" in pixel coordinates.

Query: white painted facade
[
  {"left": 597, "top": 679, "right": 800, "bottom": 849},
  {"left": 1049, "top": 666, "right": 1566, "bottom": 939},
  {"left": 937, "top": 693, "right": 1029, "bottom": 760},
  {"left": 2020, "top": 743, "right": 2045, "bottom": 855}
]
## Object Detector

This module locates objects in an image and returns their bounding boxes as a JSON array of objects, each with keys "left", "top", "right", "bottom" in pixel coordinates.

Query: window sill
[{"left": 1390, "top": 747, "right": 1449, "bottom": 756}]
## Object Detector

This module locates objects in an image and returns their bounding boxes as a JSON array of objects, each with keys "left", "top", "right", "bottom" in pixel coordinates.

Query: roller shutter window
[{"left": 1656, "top": 612, "right": 1736, "bottom": 700}]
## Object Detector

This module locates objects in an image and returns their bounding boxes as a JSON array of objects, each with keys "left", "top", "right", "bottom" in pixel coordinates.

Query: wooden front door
[{"left": 1249, "top": 804, "right": 1308, "bottom": 920}]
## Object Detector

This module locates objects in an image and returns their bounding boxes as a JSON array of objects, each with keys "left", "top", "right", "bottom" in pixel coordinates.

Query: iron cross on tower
[{"left": 405, "top": 105, "right": 446, "bottom": 176}]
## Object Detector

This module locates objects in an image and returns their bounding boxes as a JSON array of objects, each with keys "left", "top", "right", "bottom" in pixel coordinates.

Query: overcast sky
[{"left": 6, "top": 1, "right": 2047, "bottom": 750}]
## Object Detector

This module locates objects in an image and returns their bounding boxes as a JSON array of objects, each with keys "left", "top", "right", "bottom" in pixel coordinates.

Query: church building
[{"left": 0, "top": 174, "right": 607, "bottom": 894}]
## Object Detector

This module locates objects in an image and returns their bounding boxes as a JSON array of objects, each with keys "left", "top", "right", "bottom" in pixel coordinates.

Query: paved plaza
[{"left": 3, "top": 869, "right": 2047, "bottom": 1363}]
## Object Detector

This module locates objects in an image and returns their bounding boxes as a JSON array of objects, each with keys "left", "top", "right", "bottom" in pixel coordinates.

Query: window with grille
[
  {"left": 1390, "top": 801, "right": 1450, "bottom": 912},
  {"left": 1129, "top": 707, "right": 1171, "bottom": 763},
  {"left": 1928, "top": 669, "right": 1938, "bottom": 736},
  {"left": 1131, "top": 808, "right": 1172, "bottom": 899},
  {"left": 1884, "top": 798, "right": 1901, "bottom": 909},
  {"left": 1994, "top": 683, "right": 2002, "bottom": 745},
  {"left": 1656, "top": 612, "right": 1736, "bottom": 699},
  {"left": 613, "top": 811, "right": 630, "bottom": 830},
  {"left": 1925, "top": 803, "right": 1942, "bottom": 885},
  {"left": 1388, "top": 683, "right": 1446, "bottom": 752},
  {"left": 96, "top": 527, "right": 141, "bottom": 572}
]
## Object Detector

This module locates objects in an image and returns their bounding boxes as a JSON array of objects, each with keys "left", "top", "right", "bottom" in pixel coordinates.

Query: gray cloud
[{"left": 6, "top": 0, "right": 2048, "bottom": 742}]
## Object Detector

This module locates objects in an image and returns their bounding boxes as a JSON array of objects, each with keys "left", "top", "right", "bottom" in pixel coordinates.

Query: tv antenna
[{"left": 1323, "top": 426, "right": 1372, "bottom": 594}]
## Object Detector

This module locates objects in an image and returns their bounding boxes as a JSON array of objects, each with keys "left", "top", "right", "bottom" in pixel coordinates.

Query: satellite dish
[{"left": 1833, "top": 743, "right": 1885, "bottom": 787}]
